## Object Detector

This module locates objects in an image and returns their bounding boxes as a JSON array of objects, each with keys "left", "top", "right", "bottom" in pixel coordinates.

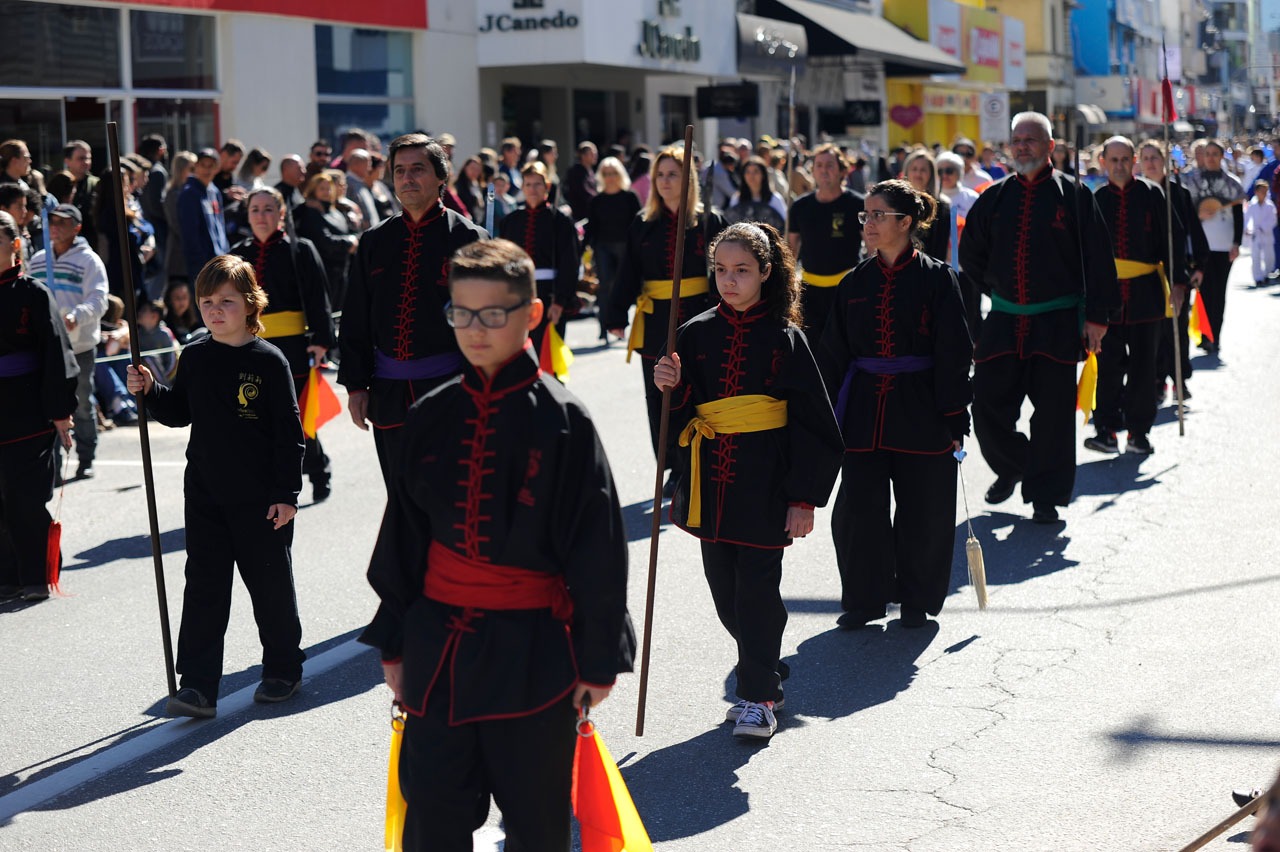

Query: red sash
[{"left": 423, "top": 541, "right": 573, "bottom": 621}]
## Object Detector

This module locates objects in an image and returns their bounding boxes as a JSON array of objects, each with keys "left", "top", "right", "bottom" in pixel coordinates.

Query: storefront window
[
  {"left": 131, "top": 11, "right": 216, "bottom": 91},
  {"left": 136, "top": 99, "right": 218, "bottom": 155},
  {"left": 318, "top": 103, "right": 416, "bottom": 150},
  {"left": 0, "top": 99, "right": 62, "bottom": 171},
  {"left": 0, "top": 1, "right": 121, "bottom": 89},
  {"left": 659, "top": 95, "right": 692, "bottom": 147},
  {"left": 315, "top": 26, "right": 413, "bottom": 98}
]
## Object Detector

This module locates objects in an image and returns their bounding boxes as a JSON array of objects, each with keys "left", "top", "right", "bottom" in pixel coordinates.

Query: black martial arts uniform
[
  {"left": 667, "top": 302, "right": 842, "bottom": 703},
  {"left": 145, "top": 335, "right": 306, "bottom": 704},
  {"left": 338, "top": 202, "right": 487, "bottom": 484},
  {"left": 360, "top": 342, "right": 636, "bottom": 852},
  {"left": 921, "top": 196, "right": 952, "bottom": 265},
  {"left": 960, "top": 165, "right": 1119, "bottom": 509},
  {"left": 1091, "top": 177, "right": 1178, "bottom": 440},
  {"left": 498, "top": 201, "right": 579, "bottom": 354},
  {"left": 819, "top": 249, "right": 972, "bottom": 618},
  {"left": 0, "top": 266, "right": 77, "bottom": 591},
  {"left": 232, "top": 231, "right": 336, "bottom": 495},
  {"left": 1157, "top": 176, "right": 1209, "bottom": 395},
  {"left": 788, "top": 189, "right": 865, "bottom": 336},
  {"left": 604, "top": 207, "right": 727, "bottom": 461}
]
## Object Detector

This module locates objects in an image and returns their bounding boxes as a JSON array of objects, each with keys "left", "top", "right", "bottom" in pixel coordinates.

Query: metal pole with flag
[
  {"left": 634, "top": 123, "right": 695, "bottom": 737},
  {"left": 106, "top": 121, "right": 178, "bottom": 697},
  {"left": 1162, "top": 37, "right": 1187, "bottom": 436}
]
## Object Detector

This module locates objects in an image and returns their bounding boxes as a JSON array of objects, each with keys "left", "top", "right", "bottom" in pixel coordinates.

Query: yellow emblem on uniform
[{"left": 237, "top": 382, "right": 260, "bottom": 419}]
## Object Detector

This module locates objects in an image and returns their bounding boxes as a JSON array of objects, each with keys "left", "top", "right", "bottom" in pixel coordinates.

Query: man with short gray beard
[{"left": 959, "top": 112, "right": 1120, "bottom": 524}]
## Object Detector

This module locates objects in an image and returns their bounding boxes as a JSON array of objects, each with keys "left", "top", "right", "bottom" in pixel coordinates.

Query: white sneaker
[
  {"left": 732, "top": 701, "right": 777, "bottom": 739},
  {"left": 725, "top": 696, "right": 785, "bottom": 722}
]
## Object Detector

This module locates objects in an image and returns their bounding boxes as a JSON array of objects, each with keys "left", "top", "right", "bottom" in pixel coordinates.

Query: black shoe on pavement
[
  {"left": 1032, "top": 504, "right": 1060, "bottom": 524},
  {"left": 900, "top": 606, "right": 928, "bottom": 628},
  {"left": 1125, "top": 433, "right": 1154, "bottom": 455},
  {"left": 76, "top": 463, "right": 94, "bottom": 480},
  {"left": 167, "top": 687, "right": 216, "bottom": 719},
  {"left": 254, "top": 678, "right": 301, "bottom": 704},
  {"left": 985, "top": 475, "right": 1020, "bottom": 505},
  {"left": 20, "top": 585, "right": 49, "bottom": 602},
  {"left": 837, "top": 608, "right": 886, "bottom": 630},
  {"left": 1179, "top": 383, "right": 1192, "bottom": 400},
  {"left": 312, "top": 481, "right": 331, "bottom": 503},
  {"left": 0, "top": 585, "right": 21, "bottom": 600},
  {"left": 1083, "top": 430, "right": 1119, "bottom": 454},
  {"left": 1232, "top": 788, "right": 1264, "bottom": 808}
]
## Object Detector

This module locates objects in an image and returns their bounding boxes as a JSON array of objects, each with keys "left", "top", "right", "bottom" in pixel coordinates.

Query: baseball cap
[
  {"left": 196, "top": 148, "right": 219, "bottom": 162},
  {"left": 435, "top": 132, "right": 457, "bottom": 147},
  {"left": 50, "top": 203, "right": 81, "bottom": 223}
]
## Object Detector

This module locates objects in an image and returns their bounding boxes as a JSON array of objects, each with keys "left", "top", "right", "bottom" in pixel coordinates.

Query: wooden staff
[
  {"left": 635, "top": 123, "right": 695, "bottom": 737},
  {"left": 106, "top": 121, "right": 177, "bottom": 697},
  {"left": 1175, "top": 782, "right": 1272, "bottom": 852},
  {"left": 1162, "top": 42, "right": 1187, "bottom": 436}
]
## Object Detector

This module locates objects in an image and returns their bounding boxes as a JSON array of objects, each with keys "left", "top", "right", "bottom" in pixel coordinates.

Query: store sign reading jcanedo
[
  {"left": 637, "top": 0, "right": 701, "bottom": 62},
  {"left": 479, "top": 0, "right": 580, "bottom": 31},
  {"left": 116, "top": 0, "right": 424, "bottom": 29}
]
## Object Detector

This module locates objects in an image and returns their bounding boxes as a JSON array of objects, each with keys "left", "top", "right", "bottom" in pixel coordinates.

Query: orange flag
[
  {"left": 539, "top": 325, "right": 574, "bottom": 383},
  {"left": 1076, "top": 352, "right": 1098, "bottom": 425},
  {"left": 1188, "top": 291, "right": 1214, "bottom": 347},
  {"left": 572, "top": 711, "right": 653, "bottom": 852},
  {"left": 298, "top": 366, "right": 342, "bottom": 439}
]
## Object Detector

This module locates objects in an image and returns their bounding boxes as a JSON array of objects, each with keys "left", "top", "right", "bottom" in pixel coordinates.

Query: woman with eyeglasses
[
  {"left": 902, "top": 149, "right": 951, "bottom": 265},
  {"left": 819, "top": 179, "right": 972, "bottom": 631}
]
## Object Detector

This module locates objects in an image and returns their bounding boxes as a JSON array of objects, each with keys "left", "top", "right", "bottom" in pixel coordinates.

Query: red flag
[
  {"left": 572, "top": 711, "right": 653, "bottom": 852},
  {"left": 298, "top": 366, "right": 342, "bottom": 439},
  {"left": 1162, "top": 78, "right": 1178, "bottom": 123},
  {"left": 46, "top": 520, "right": 62, "bottom": 595}
]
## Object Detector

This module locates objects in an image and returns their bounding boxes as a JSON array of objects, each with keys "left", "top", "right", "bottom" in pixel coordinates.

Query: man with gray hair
[
  {"left": 1086, "top": 135, "right": 1181, "bottom": 456},
  {"left": 344, "top": 149, "right": 381, "bottom": 229},
  {"left": 960, "top": 111, "right": 1119, "bottom": 523}
]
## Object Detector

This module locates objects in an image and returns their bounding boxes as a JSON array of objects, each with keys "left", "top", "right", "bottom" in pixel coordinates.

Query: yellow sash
[
  {"left": 259, "top": 310, "right": 307, "bottom": 339},
  {"left": 1113, "top": 259, "right": 1173, "bottom": 319},
  {"left": 626, "top": 277, "right": 711, "bottom": 363},
  {"left": 800, "top": 269, "right": 852, "bottom": 288},
  {"left": 678, "top": 394, "right": 788, "bottom": 528}
]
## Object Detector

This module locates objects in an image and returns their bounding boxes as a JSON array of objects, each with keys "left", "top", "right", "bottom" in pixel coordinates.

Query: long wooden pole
[
  {"left": 635, "top": 124, "right": 695, "bottom": 737},
  {"left": 1162, "top": 43, "right": 1187, "bottom": 436},
  {"left": 106, "top": 121, "right": 177, "bottom": 697},
  {"left": 1175, "top": 783, "right": 1272, "bottom": 852}
]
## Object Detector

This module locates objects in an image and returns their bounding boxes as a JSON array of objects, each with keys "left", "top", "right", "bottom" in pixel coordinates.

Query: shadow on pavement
[
  {"left": 621, "top": 726, "right": 756, "bottom": 842},
  {"left": 1073, "top": 455, "right": 1171, "bottom": 500},
  {"left": 67, "top": 528, "right": 186, "bottom": 572},
  {"left": 0, "top": 629, "right": 378, "bottom": 818},
  {"left": 947, "top": 511, "right": 1078, "bottom": 597},
  {"left": 1107, "top": 714, "right": 1280, "bottom": 760},
  {"left": 621, "top": 499, "right": 671, "bottom": 543},
  {"left": 1190, "top": 352, "right": 1224, "bottom": 371}
]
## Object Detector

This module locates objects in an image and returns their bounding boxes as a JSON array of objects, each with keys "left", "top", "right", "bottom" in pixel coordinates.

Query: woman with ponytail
[
  {"left": 653, "top": 221, "right": 842, "bottom": 740},
  {"left": 819, "top": 179, "right": 973, "bottom": 631}
]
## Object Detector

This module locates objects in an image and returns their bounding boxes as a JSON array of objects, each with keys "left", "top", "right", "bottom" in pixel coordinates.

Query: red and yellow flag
[
  {"left": 539, "top": 325, "right": 574, "bottom": 383},
  {"left": 573, "top": 714, "right": 653, "bottom": 852},
  {"left": 1188, "top": 291, "right": 1215, "bottom": 347},
  {"left": 298, "top": 366, "right": 342, "bottom": 439},
  {"left": 1077, "top": 351, "right": 1098, "bottom": 425}
]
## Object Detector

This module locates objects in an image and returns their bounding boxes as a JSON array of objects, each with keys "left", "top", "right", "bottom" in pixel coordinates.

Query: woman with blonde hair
[
  {"left": 584, "top": 156, "right": 640, "bottom": 342},
  {"left": 296, "top": 170, "right": 357, "bottom": 310},
  {"left": 604, "top": 145, "right": 727, "bottom": 494},
  {"left": 164, "top": 151, "right": 198, "bottom": 283}
]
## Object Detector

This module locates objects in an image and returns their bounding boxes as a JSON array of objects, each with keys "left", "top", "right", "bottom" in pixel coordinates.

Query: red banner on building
[{"left": 119, "top": 0, "right": 427, "bottom": 29}]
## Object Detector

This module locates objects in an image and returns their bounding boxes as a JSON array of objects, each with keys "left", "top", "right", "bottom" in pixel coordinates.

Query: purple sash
[
  {"left": 373, "top": 349, "right": 465, "bottom": 381},
  {"left": 0, "top": 350, "right": 38, "bottom": 378},
  {"left": 835, "top": 355, "right": 935, "bottom": 423}
]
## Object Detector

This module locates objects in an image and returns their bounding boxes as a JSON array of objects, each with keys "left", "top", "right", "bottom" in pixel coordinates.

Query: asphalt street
[{"left": 1, "top": 253, "right": 1277, "bottom": 851}]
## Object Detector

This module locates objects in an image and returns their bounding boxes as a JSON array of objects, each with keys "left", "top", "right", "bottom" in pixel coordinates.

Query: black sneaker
[
  {"left": 167, "top": 687, "right": 216, "bottom": 718},
  {"left": 20, "top": 584, "right": 49, "bottom": 602},
  {"left": 254, "top": 678, "right": 301, "bottom": 703},
  {"left": 1083, "top": 430, "right": 1119, "bottom": 454},
  {"left": 837, "top": 608, "right": 886, "bottom": 630},
  {"left": 0, "top": 585, "right": 21, "bottom": 600},
  {"left": 1032, "top": 504, "right": 1060, "bottom": 524},
  {"left": 1125, "top": 433, "right": 1154, "bottom": 455},
  {"left": 312, "top": 481, "right": 331, "bottom": 503},
  {"left": 76, "top": 463, "right": 95, "bottom": 480},
  {"left": 900, "top": 606, "right": 928, "bottom": 628},
  {"left": 984, "top": 475, "right": 1020, "bottom": 504}
]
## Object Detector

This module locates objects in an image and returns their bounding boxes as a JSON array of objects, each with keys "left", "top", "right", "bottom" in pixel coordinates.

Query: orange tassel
[{"left": 45, "top": 520, "right": 61, "bottom": 595}]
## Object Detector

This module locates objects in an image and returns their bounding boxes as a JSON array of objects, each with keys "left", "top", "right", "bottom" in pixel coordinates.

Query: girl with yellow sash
[
  {"left": 653, "top": 222, "right": 842, "bottom": 740},
  {"left": 605, "top": 146, "right": 727, "bottom": 496},
  {"left": 231, "top": 187, "right": 336, "bottom": 502}
]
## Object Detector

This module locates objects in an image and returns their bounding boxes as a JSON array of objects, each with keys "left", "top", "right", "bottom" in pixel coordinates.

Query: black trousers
[
  {"left": 639, "top": 356, "right": 668, "bottom": 468},
  {"left": 289, "top": 372, "right": 331, "bottom": 488},
  {"left": 1199, "top": 251, "right": 1232, "bottom": 347},
  {"left": 400, "top": 691, "right": 576, "bottom": 852},
  {"left": 700, "top": 540, "right": 787, "bottom": 703},
  {"left": 973, "top": 355, "right": 1077, "bottom": 507},
  {"left": 832, "top": 451, "right": 957, "bottom": 616},
  {"left": 0, "top": 432, "right": 57, "bottom": 588},
  {"left": 1094, "top": 321, "right": 1161, "bottom": 437},
  {"left": 1157, "top": 298, "right": 1193, "bottom": 386},
  {"left": 373, "top": 425, "right": 403, "bottom": 490},
  {"left": 177, "top": 500, "right": 305, "bottom": 701}
]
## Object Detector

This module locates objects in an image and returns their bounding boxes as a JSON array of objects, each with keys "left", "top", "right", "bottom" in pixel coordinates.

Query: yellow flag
[
  {"left": 1077, "top": 352, "right": 1098, "bottom": 425},
  {"left": 385, "top": 708, "right": 407, "bottom": 852}
]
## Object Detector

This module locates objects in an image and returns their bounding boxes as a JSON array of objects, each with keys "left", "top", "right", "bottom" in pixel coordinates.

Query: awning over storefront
[
  {"left": 762, "top": 0, "right": 965, "bottom": 75},
  {"left": 737, "top": 13, "right": 809, "bottom": 75},
  {"left": 1075, "top": 104, "right": 1108, "bottom": 125}
]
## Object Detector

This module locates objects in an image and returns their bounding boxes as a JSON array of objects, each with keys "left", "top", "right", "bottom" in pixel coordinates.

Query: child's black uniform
[
  {"left": 820, "top": 249, "right": 972, "bottom": 620},
  {"left": 232, "top": 231, "right": 336, "bottom": 494},
  {"left": 337, "top": 202, "right": 487, "bottom": 484},
  {"left": 360, "top": 343, "right": 636, "bottom": 852},
  {"left": 145, "top": 335, "right": 306, "bottom": 704},
  {"left": 604, "top": 207, "right": 727, "bottom": 460},
  {"left": 0, "top": 265, "right": 77, "bottom": 591},
  {"left": 498, "top": 201, "right": 580, "bottom": 351},
  {"left": 667, "top": 301, "right": 842, "bottom": 704}
]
